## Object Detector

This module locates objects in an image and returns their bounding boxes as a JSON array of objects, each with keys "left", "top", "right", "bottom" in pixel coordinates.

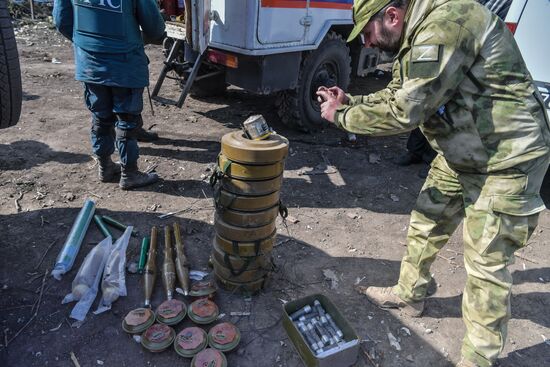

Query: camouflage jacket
[{"left": 334, "top": 0, "right": 550, "bottom": 174}]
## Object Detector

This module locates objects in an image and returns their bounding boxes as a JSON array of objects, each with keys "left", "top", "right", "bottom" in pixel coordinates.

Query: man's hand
[{"left": 316, "top": 86, "right": 348, "bottom": 124}]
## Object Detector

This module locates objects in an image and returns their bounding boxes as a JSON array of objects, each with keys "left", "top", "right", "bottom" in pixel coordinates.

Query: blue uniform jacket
[{"left": 53, "top": 0, "right": 165, "bottom": 88}]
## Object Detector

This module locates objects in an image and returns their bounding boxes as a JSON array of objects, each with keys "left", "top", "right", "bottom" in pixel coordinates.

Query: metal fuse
[
  {"left": 325, "top": 313, "right": 344, "bottom": 339},
  {"left": 290, "top": 305, "right": 312, "bottom": 321},
  {"left": 297, "top": 322, "right": 320, "bottom": 351},
  {"left": 306, "top": 322, "right": 324, "bottom": 351},
  {"left": 320, "top": 315, "right": 341, "bottom": 343},
  {"left": 298, "top": 311, "right": 319, "bottom": 323},
  {"left": 311, "top": 319, "right": 330, "bottom": 346}
]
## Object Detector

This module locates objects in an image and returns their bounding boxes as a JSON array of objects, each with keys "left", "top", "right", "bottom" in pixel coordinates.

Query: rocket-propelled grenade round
[
  {"left": 162, "top": 226, "right": 176, "bottom": 300},
  {"left": 144, "top": 226, "right": 158, "bottom": 307},
  {"left": 173, "top": 222, "right": 190, "bottom": 296}
]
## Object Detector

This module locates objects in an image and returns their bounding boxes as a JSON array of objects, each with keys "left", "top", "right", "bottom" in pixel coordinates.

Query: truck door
[
  {"left": 192, "top": 0, "right": 211, "bottom": 53},
  {"left": 257, "top": 0, "right": 308, "bottom": 44}
]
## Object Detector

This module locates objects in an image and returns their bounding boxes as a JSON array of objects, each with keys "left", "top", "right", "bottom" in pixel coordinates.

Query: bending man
[{"left": 317, "top": 1, "right": 550, "bottom": 366}]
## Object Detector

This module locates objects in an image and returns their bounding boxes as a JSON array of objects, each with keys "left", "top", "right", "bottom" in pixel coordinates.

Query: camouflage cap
[{"left": 347, "top": 0, "right": 392, "bottom": 42}]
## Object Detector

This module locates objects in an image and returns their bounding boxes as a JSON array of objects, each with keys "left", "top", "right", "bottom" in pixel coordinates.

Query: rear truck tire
[
  {"left": 276, "top": 32, "right": 351, "bottom": 132},
  {"left": 0, "top": 0, "right": 22, "bottom": 129}
]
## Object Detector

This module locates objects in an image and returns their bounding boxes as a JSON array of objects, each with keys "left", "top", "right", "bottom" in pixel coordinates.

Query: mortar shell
[
  {"left": 188, "top": 299, "right": 219, "bottom": 325},
  {"left": 190, "top": 348, "right": 227, "bottom": 367},
  {"left": 155, "top": 299, "right": 187, "bottom": 326},
  {"left": 216, "top": 189, "right": 280, "bottom": 212},
  {"left": 218, "top": 153, "right": 284, "bottom": 181},
  {"left": 122, "top": 307, "right": 156, "bottom": 334},
  {"left": 221, "top": 131, "right": 289, "bottom": 165},
  {"left": 216, "top": 204, "right": 279, "bottom": 228},
  {"left": 141, "top": 323, "right": 175, "bottom": 353},
  {"left": 214, "top": 215, "right": 276, "bottom": 242},
  {"left": 214, "top": 232, "right": 276, "bottom": 257},
  {"left": 220, "top": 174, "right": 283, "bottom": 196},
  {"left": 174, "top": 327, "right": 208, "bottom": 358},
  {"left": 208, "top": 322, "right": 241, "bottom": 353}
]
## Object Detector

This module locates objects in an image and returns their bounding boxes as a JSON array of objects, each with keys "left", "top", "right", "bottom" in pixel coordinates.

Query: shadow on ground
[{"left": 0, "top": 140, "right": 90, "bottom": 171}]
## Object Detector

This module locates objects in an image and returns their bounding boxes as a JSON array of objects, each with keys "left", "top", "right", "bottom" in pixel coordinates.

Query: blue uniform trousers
[{"left": 84, "top": 83, "right": 143, "bottom": 166}]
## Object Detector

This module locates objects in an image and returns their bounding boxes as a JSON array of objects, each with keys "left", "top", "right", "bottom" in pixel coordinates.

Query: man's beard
[{"left": 377, "top": 22, "right": 401, "bottom": 53}]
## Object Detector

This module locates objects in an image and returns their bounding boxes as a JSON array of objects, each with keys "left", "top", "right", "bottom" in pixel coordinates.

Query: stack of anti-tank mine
[{"left": 211, "top": 128, "right": 289, "bottom": 294}]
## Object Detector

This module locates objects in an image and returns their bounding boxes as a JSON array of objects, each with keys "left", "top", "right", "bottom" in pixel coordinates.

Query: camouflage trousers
[{"left": 394, "top": 155, "right": 549, "bottom": 367}]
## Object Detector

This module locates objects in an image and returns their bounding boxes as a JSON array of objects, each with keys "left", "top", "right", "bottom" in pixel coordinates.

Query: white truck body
[
  {"left": 157, "top": 0, "right": 378, "bottom": 131},
  {"left": 505, "top": 0, "right": 550, "bottom": 114},
  {"left": 205, "top": 0, "right": 353, "bottom": 55}
]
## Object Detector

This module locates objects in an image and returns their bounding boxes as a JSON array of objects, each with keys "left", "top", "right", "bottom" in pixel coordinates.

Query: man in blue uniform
[{"left": 53, "top": 0, "right": 165, "bottom": 189}]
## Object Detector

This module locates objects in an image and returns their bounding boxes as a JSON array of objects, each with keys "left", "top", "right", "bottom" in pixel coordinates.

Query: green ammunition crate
[{"left": 282, "top": 294, "right": 359, "bottom": 367}]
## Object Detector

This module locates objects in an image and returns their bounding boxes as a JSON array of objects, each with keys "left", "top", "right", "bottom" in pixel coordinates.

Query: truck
[
  {"left": 152, "top": 0, "right": 379, "bottom": 132},
  {"left": 504, "top": 0, "right": 550, "bottom": 116},
  {"left": 0, "top": 0, "right": 22, "bottom": 129}
]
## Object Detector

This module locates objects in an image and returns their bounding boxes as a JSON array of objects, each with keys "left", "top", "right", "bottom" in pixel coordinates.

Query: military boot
[
  {"left": 355, "top": 285, "right": 424, "bottom": 317},
  {"left": 97, "top": 156, "right": 121, "bottom": 183},
  {"left": 119, "top": 163, "right": 159, "bottom": 190},
  {"left": 394, "top": 152, "right": 422, "bottom": 166}
]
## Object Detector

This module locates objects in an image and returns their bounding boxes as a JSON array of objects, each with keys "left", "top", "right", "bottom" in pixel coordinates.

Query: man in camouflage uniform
[{"left": 317, "top": 0, "right": 550, "bottom": 366}]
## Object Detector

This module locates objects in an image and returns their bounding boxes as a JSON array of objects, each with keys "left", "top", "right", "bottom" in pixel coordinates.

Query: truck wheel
[
  {"left": 0, "top": 0, "right": 22, "bottom": 129},
  {"left": 277, "top": 32, "right": 350, "bottom": 132}
]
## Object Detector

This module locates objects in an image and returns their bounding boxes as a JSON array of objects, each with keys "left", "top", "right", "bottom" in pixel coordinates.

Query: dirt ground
[{"left": 1, "top": 18, "right": 549, "bottom": 367}]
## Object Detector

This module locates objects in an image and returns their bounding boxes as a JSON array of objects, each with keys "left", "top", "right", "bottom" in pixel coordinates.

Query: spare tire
[{"left": 0, "top": 0, "right": 22, "bottom": 129}]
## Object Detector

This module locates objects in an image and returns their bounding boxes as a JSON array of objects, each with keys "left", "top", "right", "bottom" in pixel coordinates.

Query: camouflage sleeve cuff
[
  {"left": 333, "top": 105, "right": 349, "bottom": 130},
  {"left": 346, "top": 94, "right": 360, "bottom": 106}
]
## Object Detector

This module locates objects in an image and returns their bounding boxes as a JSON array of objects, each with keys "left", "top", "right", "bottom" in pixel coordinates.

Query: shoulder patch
[{"left": 411, "top": 45, "right": 441, "bottom": 63}]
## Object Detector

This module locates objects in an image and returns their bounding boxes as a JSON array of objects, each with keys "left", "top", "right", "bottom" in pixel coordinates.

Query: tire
[
  {"left": 0, "top": 0, "right": 22, "bottom": 129},
  {"left": 276, "top": 32, "right": 351, "bottom": 132}
]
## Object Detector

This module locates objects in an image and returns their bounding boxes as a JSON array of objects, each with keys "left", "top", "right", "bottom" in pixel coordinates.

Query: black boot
[
  {"left": 417, "top": 165, "right": 430, "bottom": 179},
  {"left": 136, "top": 127, "right": 159, "bottom": 142},
  {"left": 97, "top": 156, "right": 121, "bottom": 183},
  {"left": 394, "top": 152, "right": 422, "bottom": 166},
  {"left": 119, "top": 163, "right": 159, "bottom": 190}
]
